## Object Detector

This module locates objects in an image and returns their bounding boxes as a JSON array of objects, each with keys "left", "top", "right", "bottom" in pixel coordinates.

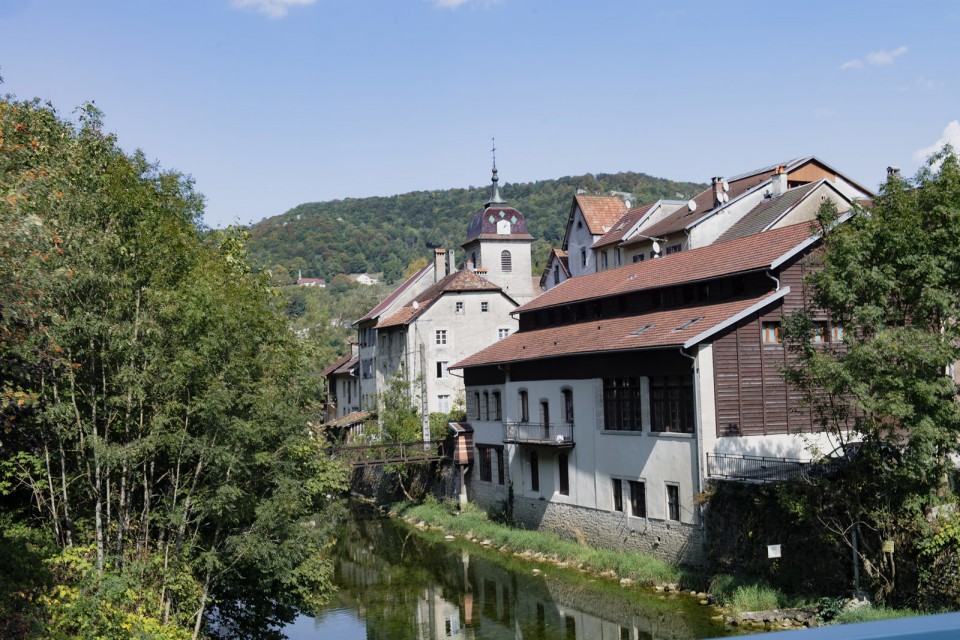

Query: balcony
[
  {"left": 707, "top": 452, "right": 809, "bottom": 484},
  {"left": 502, "top": 422, "right": 574, "bottom": 447}
]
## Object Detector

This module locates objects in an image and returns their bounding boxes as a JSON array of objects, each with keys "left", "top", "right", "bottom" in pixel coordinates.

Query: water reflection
[{"left": 284, "top": 511, "right": 728, "bottom": 640}]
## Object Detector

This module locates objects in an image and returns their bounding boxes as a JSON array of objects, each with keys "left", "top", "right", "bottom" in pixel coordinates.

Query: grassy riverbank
[{"left": 392, "top": 498, "right": 920, "bottom": 625}]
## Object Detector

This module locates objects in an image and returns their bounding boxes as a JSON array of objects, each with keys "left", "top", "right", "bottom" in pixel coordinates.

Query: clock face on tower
[{"left": 496, "top": 219, "right": 511, "bottom": 235}]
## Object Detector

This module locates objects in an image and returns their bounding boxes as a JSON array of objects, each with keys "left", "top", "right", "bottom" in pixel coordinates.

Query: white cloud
[
  {"left": 914, "top": 121, "right": 960, "bottom": 161},
  {"left": 431, "top": 0, "right": 501, "bottom": 9},
  {"left": 865, "top": 45, "right": 908, "bottom": 66},
  {"left": 231, "top": 0, "right": 316, "bottom": 18},
  {"left": 839, "top": 45, "right": 907, "bottom": 71},
  {"left": 915, "top": 76, "right": 941, "bottom": 91}
]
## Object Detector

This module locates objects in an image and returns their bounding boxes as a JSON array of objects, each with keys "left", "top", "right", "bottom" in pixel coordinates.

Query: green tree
[
  {"left": 782, "top": 148, "right": 960, "bottom": 605},
  {"left": 0, "top": 95, "right": 349, "bottom": 637}
]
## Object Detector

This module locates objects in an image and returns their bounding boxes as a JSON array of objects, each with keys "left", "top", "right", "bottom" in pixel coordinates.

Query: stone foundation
[{"left": 511, "top": 497, "right": 706, "bottom": 567}]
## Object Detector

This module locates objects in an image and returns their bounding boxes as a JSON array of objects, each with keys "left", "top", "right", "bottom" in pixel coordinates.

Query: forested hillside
[{"left": 247, "top": 172, "right": 707, "bottom": 284}]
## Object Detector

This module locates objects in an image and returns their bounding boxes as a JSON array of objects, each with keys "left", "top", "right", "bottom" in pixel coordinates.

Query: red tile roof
[
  {"left": 320, "top": 352, "right": 353, "bottom": 378},
  {"left": 575, "top": 195, "right": 628, "bottom": 235},
  {"left": 592, "top": 202, "right": 657, "bottom": 249},
  {"left": 641, "top": 172, "right": 774, "bottom": 238},
  {"left": 378, "top": 270, "right": 505, "bottom": 328},
  {"left": 453, "top": 290, "right": 787, "bottom": 369},
  {"left": 354, "top": 263, "right": 432, "bottom": 325},
  {"left": 517, "top": 221, "right": 818, "bottom": 314}
]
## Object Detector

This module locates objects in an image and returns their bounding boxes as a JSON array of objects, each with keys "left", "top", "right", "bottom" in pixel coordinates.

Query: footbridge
[{"left": 327, "top": 439, "right": 456, "bottom": 468}]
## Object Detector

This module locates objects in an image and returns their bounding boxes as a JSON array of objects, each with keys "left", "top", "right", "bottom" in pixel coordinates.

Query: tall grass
[{"left": 396, "top": 499, "right": 684, "bottom": 586}]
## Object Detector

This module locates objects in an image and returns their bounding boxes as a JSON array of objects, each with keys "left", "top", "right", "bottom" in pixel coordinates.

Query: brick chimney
[
  {"left": 434, "top": 249, "right": 447, "bottom": 282},
  {"left": 712, "top": 177, "right": 725, "bottom": 208}
]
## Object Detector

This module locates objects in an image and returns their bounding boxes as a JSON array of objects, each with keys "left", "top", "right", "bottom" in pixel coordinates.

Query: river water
[{"left": 282, "top": 510, "right": 732, "bottom": 640}]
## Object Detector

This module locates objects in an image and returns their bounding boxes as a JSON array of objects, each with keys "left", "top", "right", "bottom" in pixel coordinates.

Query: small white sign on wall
[{"left": 767, "top": 544, "right": 782, "bottom": 559}]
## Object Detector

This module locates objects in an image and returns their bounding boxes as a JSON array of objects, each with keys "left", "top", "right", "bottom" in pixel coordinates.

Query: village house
[
  {"left": 452, "top": 159, "right": 875, "bottom": 566},
  {"left": 342, "top": 165, "right": 535, "bottom": 438}
]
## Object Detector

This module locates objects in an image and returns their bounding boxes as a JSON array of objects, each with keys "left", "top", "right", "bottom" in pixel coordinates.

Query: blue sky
[{"left": 2, "top": 0, "right": 958, "bottom": 228}]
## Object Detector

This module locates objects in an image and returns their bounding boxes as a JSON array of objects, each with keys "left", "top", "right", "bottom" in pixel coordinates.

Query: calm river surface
[{"left": 282, "top": 510, "right": 731, "bottom": 640}]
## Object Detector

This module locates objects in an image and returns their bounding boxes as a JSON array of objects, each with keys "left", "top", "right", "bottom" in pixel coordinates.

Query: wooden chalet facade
[{"left": 453, "top": 220, "right": 851, "bottom": 565}]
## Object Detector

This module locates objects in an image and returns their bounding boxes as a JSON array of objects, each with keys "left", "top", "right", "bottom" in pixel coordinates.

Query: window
[
  {"left": 361, "top": 359, "right": 373, "bottom": 379},
  {"left": 436, "top": 361, "right": 449, "bottom": 378},
  {"left": 539, "top": 400, "right": 550, "bottom": 427},
  {"left": 650, "top": 375, "right": 694, "bottom": 433},
  {"left": 474, "top": 392, "right": 481, "bottom": 419},
  {"left": 435, "top": 329, "right": 447, "bottom": 345},
  {"left": 455, "top": 301, "right": 464, "bottom": 314},
  {"left": 492, "top": 391, "right": 502, "bottom": 420},
  {"left": 812, "top": 321, "right": 828, "bottom": 343},
  {"left": 666, "top": 484, "right": 680, "bottom": 521},
  {"left": 666, "top": 244, "right": 682, "bottom": 255},
  {"left": 832, "top": 323, "right": 845, "bottom": 342},
  {"left": 612, "top": 478, "right": 623, "bottom": 512},
  {"left": 603, "top": 377, "right": 643, "bottom": 431},
  {"left": 438, "top": 394, "right": 451, "bottom": 413},
  {"left": 498, "top": 328, "right": 510, "bottom": 340},
  {"left": 580, "top": 249, "right": 587, "bottom": 268},
  {"left": 519, "top": 390, "right": 529, "bottom": 422},
  {"left": 529, "top": 450, "right": 539, "bottom": 491},
  {"left": 629, "top": 480, "right": 646, "bottom": 517},
  {"left": 558, "top": 453, "right": 569, "bottom": 495},
  {"left": 479, "top": 446, "right": 492, "bottom": 482},
  {"left": 481, "top": 301, "right": 489, "bottom": 312},
  {"left": 553, "top": 265, "right": 560, "bottom": 283},
  {"left": 615, "top": 249, "right": 622, "bottom": 266},
  {"left": 633, "top": 254, "right": 645, "bottom": 263},
  {"left": 482, "top": 392, "right": 489, "bottom": 420},
  {"left": 496, "top": 447, "right": 505, "bottom": 485},
  {"left": 601, "top": 251, "right": 609, "bottom": 269},
  {"left": 501, "top": 250, "right": 512, "bottom": 272},
  {"left": 762, "top": 322, "right": 781, "bottom": 344},
  {"left": 562, "top": 388, "right": 574, "bottom": 423}
]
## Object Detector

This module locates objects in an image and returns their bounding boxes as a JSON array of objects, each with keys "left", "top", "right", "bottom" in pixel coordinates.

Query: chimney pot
[{"left": 887, "top": 166, "right": 901, "bottom": 179}]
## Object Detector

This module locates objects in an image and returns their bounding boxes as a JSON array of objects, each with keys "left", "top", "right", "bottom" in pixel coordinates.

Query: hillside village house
[
  {"left": 454, "top": 158, "right": 874, "bottom": 566},
  {"left": 343, "top": 165, "right": 535, "bottom": 438},
  {"left": 542, "top": 157, "right": 873, "bottom": 291}
]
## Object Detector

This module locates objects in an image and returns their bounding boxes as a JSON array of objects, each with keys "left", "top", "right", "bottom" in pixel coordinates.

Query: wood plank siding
[{"left": 713, "top": 255, "right": 816, "bottom": 437}]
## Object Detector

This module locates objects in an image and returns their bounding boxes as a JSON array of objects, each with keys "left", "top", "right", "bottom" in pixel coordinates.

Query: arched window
[{"left": 501, "top": 250, "right": 512, "bottom": 272}]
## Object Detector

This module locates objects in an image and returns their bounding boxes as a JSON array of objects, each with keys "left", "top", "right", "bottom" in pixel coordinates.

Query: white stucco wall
[{"left": 566, "top": 208, "right": 599, "bottom": 278}]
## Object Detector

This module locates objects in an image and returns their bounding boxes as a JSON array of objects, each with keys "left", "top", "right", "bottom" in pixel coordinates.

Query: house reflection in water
[{"left": 310, "top": 514, "right": 721, "bottom": 640}]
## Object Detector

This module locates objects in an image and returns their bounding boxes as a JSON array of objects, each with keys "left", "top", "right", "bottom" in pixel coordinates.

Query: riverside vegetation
[
  {"left": 0, "top": 91, "right": 350, "bottom": 638},
  {"left": 395, "top": 497, "right": 921, "bottom": 629}
]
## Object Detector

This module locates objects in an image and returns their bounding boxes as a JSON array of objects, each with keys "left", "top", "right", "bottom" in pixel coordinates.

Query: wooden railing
[
  {"left": 328, "top": 439, "right": 454, "bottom": 467},
  {"left": 502, "top": 422, "right": 574, "bottom": 446}
]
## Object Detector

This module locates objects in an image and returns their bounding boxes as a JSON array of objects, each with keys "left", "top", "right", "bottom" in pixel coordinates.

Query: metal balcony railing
[
  {"left": 706, "top": 452, "right": 809, "bottom": 483},
  {"left": 502, "top": 422, "right": 574, "bottom": 447}
]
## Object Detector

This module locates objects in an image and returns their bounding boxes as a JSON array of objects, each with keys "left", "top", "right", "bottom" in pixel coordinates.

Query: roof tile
[
  {"left": 518, "top": 221, "right": 817, "bottom": 314},
  {"left": 575, "top": 195, "right": 628, "bottom": 235}
]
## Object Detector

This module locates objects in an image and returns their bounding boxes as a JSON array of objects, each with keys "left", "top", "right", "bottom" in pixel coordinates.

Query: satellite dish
[
  {"left": 722, "top": 180, "right": 730, "bottom": 192},
  {"left": 687, "top": 199, "right": 697, "bottom": 212},
  {"left": 652, "top": 240, "right": 662, "bottom": 254},
  {"left": 721, "top": 192, "right": 729, "bottom": 204},
  {"left": 412, "top": 301, "right": 419, "bottom": 309}
]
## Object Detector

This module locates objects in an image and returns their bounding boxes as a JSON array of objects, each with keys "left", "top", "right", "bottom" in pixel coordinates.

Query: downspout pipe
[
  {"left": 680, "top": 346, "right": 705, "bottom": 530},
  {"left": 765, "top": 269, "right": 781, "bottom": 291}
]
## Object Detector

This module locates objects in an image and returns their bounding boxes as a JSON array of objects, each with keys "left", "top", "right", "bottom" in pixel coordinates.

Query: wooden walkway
[{"left": 328, "top": 440, "right": 454, "bottom": 468}]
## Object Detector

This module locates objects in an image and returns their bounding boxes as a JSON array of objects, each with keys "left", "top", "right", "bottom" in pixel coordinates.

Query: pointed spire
[{"left": 488, "top": 137, "right": 505, "bottom": 205}]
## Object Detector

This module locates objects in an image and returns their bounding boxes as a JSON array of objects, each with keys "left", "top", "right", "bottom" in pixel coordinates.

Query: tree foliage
[
  {"left": 246, "top": 173, "right": 706, "bottom": 283},
  {"left": 0, "top": 95, "right": 349, "bottom": 638},
  {"left": 782, "top": 148, "right": 960, "bottom": 606}
]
